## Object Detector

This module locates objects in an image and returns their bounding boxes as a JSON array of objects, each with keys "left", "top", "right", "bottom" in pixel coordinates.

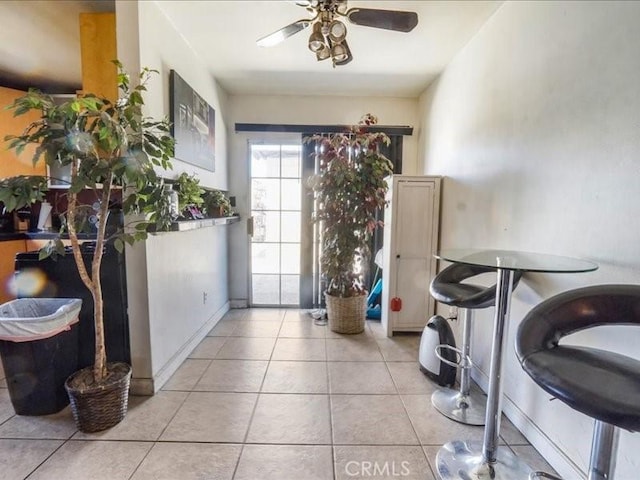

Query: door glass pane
[
  {"left": 253, "top": 274, "right": 280, "bottom": 305},
  {"left": 252, "top": 243, "right": 280, "bottom": 274},
  {"left": 281, "top": 179, "right": 301, "bottom": 210},
  {"left": 281, "top": 275, "right": 300, "bottom": 305},
  {"left": 281, "top": 145, "right": 301, "bottom": 178},
  {"left": 251, "top": 145, "right": 280, "bottom": 178},
  {"left": 280, "top": 211, "right": 300, "bottom": 243},
  {"left": 281, "top": 244, "right": 300, "bottom": 274},
  {"left": 252, "top": 179, "right": 280, "bottom": 210},
  {"left": 252, "top": 210, "right": 280, "bottom": 243},
  {"left": 250, "top": 140, "right": 302, "bottom": 307}
]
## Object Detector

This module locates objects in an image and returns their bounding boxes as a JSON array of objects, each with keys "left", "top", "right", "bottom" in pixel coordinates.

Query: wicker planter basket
[
  {"left": 65, "top": 362, "right": 131, "bottom": 433},
  {"left": 325, "top": 293, "right": 367, "bottom": 334}
]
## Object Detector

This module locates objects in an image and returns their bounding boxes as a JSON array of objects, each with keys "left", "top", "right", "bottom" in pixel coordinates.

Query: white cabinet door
[{"left": 382, "top": 176, "right": 441, "bottom": 335}]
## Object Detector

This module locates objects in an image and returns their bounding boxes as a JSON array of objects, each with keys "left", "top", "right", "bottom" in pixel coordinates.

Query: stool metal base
[
  {"left": 436, "top": 441, "right": 533, "bottom": 480},
  {"left": 432, "top": 388, "right": 487, "bottom": 426},
  {"left": 530, "top": 473, "right": 562, "bottom": 480}
]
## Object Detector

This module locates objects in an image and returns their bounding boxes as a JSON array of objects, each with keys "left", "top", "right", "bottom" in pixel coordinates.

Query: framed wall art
[{"left": 169, "top": 70, "right": 216, "bottom": 171}]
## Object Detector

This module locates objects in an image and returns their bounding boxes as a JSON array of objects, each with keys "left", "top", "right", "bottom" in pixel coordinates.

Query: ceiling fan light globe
[
  {"left": 331, "top": 43, "right": 348, "bottom": 62},
  {"left": 308, "top": 32, "right": 325, "bottom": 52},
  {"left": 316, "top": 45, "right": 331, "bottom": 61},
  {"left": 328, "top": 20, "right": 347, "bottom": 42}
]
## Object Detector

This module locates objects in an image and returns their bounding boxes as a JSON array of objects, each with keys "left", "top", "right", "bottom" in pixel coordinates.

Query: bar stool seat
[
  {"left": 516, "top": 284, "right": 640, "bottom": 480},
  {"left": 429, "top": 264, "right": 522, "bottom": 426},
  {"left": 522, "top": 346, "right": 640, "bottom": 430},
  {"left": 431, "top": 264, "right": 499, "bottom": 309}
]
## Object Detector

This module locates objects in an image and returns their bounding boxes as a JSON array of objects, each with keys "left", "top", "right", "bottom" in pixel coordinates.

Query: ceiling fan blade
[
  {"left": 257, "top": 19, "right": 312, "bottom": 47},
  {"left": 346, "top": 8, "right": 418, "bottom": 33}
]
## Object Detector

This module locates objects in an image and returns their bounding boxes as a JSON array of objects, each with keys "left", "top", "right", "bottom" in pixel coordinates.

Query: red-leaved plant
[{"left": 306, "top": 114, "right": 393, "bottom": 298}]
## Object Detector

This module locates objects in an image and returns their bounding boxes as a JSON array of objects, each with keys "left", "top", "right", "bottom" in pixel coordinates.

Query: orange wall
[
  {"left": 0, "top": 86, "right": 46, "bottom": 179},
  {"left": 0, "top": 240, "right": 25, "bottom": 303}
]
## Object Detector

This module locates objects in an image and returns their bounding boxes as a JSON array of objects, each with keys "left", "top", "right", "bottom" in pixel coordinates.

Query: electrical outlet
[{"left": 203, "top": 292, "right": 208, "bottom": 304}]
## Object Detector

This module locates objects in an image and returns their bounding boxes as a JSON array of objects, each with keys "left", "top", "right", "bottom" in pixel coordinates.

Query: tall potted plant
[
  {"left": 0, "top": 63, "right": 175, "bottom": 432},
  {"left": 307, "top": 114, "right": 393, "bottom": 334}
]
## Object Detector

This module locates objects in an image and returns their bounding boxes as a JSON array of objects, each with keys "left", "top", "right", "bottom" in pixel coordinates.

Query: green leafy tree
[
  {"left": 0, "top": 63, "right": 175, "bottom": 384},
  {"left": 306, "top": 114, "right": 393, "bottom": 298}
]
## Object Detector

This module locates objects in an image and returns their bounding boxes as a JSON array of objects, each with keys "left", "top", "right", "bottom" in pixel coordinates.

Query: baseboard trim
[
  {"left": 130, "top": 301, "right": 230, "bottom": 395},
  {"left": 472, "top": 367, "right": 585, "bottom": 479},
  {"left": 230, "top": 299, "right": 248, "bottom": 309},
  {"left": 130, "top": 377, "right": 154, "bottom": 396}
]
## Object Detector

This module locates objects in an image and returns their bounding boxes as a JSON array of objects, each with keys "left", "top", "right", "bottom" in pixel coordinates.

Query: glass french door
[{"left": 249, "top": 142, "right": 302, "bottom": 306}]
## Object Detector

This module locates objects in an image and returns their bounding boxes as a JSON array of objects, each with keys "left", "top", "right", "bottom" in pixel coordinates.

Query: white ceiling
[
  {"left": 0, "top": 0, "right": 502, "bottom": 97},
  {"left": 0, "top": 0, "right": 114, "bottom": 92}
]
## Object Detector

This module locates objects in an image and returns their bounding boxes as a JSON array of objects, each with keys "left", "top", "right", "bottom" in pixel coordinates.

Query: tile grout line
[
  {"left": 229, "top": 309, "right": 284, "bottom": 479},
  {"left": 156, "top": 312, "right": 250, "bottom": 479},
  {"left": 5, "top": 310, "right": 541, "bottom": 480},
  {"left": 23, "top": 437, "right": 69, "bottom": 480},
  {"left": 124, "top": 441, "right": 155, "bottom": 480},
  {"left": 324, "top": 318, "right": 337, "bottom": 480},
  {"left": 381, "top": 337, "right": 440, "bottom": 480},
  {"left": 155, "top": 384, "right": 195, "bottom": 442}
]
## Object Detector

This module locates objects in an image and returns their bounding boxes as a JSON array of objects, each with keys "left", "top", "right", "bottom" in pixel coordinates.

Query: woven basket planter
[
  {"left": 65, "top": 362, "right": 131, "bottom": 433},
  {"left": 325, "top": 293, "right": 367, "bottom": 334}
]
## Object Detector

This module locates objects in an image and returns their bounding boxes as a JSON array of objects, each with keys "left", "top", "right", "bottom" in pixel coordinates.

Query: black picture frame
[{"left": 169, "top": 70, "right": 216, "bottom": 171}]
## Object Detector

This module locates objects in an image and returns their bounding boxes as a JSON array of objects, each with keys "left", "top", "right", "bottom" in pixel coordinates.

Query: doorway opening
[{"left": 249, "top": 142, "right": 302, "bottom": 306}]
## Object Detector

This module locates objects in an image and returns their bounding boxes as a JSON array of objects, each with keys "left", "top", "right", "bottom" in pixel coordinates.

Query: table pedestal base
[
  {"left": 432, "top": 389, "right": 487, "bottom": 426},
  {"left": 436, "top": 441, "right": 533, "bottom": 480}
]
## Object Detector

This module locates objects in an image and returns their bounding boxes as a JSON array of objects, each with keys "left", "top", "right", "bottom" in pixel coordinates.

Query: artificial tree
[
  {"left": 1, "top": 63, "right": 174, "bottom": 429},
  {"left": 306, "top": 114, "right": 393, "bottom": 332}
]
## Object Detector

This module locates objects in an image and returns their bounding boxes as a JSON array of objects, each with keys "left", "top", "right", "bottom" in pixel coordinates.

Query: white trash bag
[{"left": 0, "top": 298, "right": 82, "bottom": 342}]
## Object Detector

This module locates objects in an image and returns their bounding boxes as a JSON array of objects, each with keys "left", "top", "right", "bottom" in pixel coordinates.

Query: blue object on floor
[{"left": 367, "top": 279, "right": 383, "bottom": 319}]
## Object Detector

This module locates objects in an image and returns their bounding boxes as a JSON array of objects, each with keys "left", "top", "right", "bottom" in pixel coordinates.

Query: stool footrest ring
[
  {"left": 529, "top": 472, "right": 562, "bottom": 480},
  {"left": 435, "top": 344, "right": 474, "bottom": 370}
]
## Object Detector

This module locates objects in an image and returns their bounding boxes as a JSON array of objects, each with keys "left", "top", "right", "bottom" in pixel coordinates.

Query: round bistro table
[{"left": 433, "top": 249, "right": 598, "bottom": 480}]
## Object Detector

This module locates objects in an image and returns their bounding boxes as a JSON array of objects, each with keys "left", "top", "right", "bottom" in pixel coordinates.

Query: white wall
[
  {"left": 418, "top": 1, "right": 640, "bottom": 478},
  {"left": 116, "top": 0, "right": 232, "bottom": 393},
  {"left": 228, "top": 94, "right": 419, "bottom": 303}
]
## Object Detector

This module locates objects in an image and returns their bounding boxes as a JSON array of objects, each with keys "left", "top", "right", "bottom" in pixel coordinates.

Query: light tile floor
[{"left": 0, "top": 308, "right": 557, "bottom": 479}]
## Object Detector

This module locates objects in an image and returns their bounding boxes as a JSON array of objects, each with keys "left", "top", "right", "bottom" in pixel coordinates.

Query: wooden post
[{"left": 79, "top": 13, "right": 118, "bottom": 103}]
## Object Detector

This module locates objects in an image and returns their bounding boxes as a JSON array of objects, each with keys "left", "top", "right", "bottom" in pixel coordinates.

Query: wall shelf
[{"left": 159, "top": 215, "right": 241, "bottom": 233}]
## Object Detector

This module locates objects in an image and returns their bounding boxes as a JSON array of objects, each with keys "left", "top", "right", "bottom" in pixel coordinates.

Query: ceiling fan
[{"left": 257, "top": 0, "right": 418, "bottom": 67}]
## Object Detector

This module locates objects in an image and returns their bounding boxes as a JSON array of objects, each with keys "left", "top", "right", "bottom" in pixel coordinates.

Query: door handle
[{"left": 247, "top": 216, "right": 254, "bottom": 237}]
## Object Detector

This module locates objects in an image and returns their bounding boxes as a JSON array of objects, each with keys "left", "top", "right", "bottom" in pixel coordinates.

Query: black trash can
[{"left": 0, "top": 298, "right": 82, "bottom": 415}]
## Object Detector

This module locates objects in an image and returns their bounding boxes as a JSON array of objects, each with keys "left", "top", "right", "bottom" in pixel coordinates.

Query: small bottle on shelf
[{"left": 164, "top": 184, "right": 180, "bottom": 220}]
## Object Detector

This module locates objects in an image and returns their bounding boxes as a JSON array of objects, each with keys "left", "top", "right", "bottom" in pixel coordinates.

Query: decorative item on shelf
[
  {"left": 175, "top": 172, "right": 205, "bottom": 217},
  {"left": 36, "top": 201, "right": 53, "bottom": 231},
  {"left": 203, "top": 188, "right": 233, "bottom": 218},
  {"left": 1, "top": 61, "right": 175, "bottom": 432},
  {"left": 185, "top": 205, "right": 205, "bottom": 220},
  {"left": 163, "top": 184, "right": 180, "bottom": 220},
  {"left": 0, "top": 206, "right": 13, "bottom": 233},
  {"left": 305, "top": 113, "right": 393, "bottom": 334},
  {"left": 70, "top": 204, "right": 98, "bottom": 234},
  {"left": 14, "top": 206, "right": 32, "bottom": 232}
]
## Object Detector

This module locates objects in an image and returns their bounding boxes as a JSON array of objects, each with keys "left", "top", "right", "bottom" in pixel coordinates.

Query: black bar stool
[
  {"left": 516, "top": 284, "right": 640, "bottom": 480},
  {"left": 429, "top": 264, "right": 522, "bottom": 425}
]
